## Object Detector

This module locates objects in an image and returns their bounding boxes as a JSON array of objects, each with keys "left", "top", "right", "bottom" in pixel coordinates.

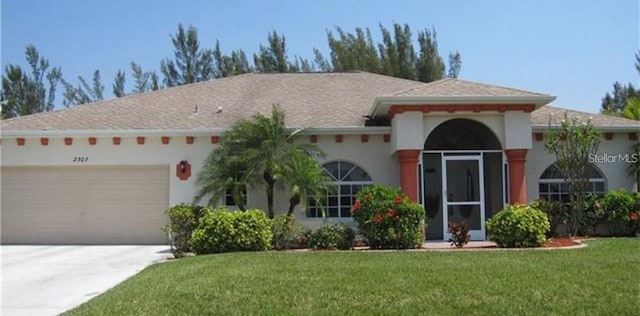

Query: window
[
  {"left": 307, "top": 161, "right": 373, "bottom": 218},
  {"left": 225, "top": 188, "right": 247, "bottom": 208},
  {"left": 538, "top": 163, "right": 606, "bottom": 202}
]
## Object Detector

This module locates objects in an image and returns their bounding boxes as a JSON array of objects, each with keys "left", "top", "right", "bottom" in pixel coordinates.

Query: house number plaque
[{"left": 73, "top": 156, "right": 89, "bottom": 162}]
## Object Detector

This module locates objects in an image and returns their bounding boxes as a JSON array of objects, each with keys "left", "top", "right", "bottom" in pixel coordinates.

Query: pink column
[
  {"left": 397, "top": 150, "right": 421, "bottom": 202},
  {"left": 505, "top": 149, "right": 528, "bottom": 204}
]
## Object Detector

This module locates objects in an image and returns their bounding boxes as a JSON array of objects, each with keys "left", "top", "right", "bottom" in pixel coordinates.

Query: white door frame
[{"left": 441, "top": 154, "right": 486, "bottom": 241}]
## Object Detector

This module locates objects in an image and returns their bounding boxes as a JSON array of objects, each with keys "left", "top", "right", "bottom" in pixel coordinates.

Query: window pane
[
  {"left": 341, "top": 196, "right": 351, "bottom": 208},
  {"left": 594, "top": 181, "right": 605, "bottom": 192},
  {"left": 549, "top": 183, "right": 559, "bottom": 193},
  {"left": 339, "top": 162, "right": 354, "bottom": 180},
  {"left": 306, "top": 208, "right": 317, "bottom": 218},
  {"left": 539, "top": 183, "right": 548, "bottom": 193},
  {"left": 317, "top": 161, "right": 373, "bottom": 219},
  {"left": 560, "top": 182, "right": 568, "bottom": 192},
  {"left": 344, "top": 166, "right": 372, "bottom": 181},
  {"left": 323, "top": 162, "right": 340, "bottom": 180},
  {"left": 328, "top": 207, "right": 339, "bottom": 218}
]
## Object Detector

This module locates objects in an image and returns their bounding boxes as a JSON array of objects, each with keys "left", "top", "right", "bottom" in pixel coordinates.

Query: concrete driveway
[{"left": 1, "top": 245, "right": 170, "bottom": 316}]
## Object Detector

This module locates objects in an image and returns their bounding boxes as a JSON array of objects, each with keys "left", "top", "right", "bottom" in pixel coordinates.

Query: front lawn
[{"left": 66, "top": 239, "right": 639, "bottom": 315}]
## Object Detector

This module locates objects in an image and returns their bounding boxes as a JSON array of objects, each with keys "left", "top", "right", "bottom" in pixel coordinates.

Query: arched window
[
  {"left": 306, "top": 161, "right": 373, "bottom": 218},
  {"left": 538, "top": 163, "right": 606, "bottom": 202}
]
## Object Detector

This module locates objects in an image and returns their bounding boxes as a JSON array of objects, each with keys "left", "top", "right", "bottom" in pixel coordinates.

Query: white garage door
[{"left": 1, "top": 166, "right": 170, "bottom": 244}]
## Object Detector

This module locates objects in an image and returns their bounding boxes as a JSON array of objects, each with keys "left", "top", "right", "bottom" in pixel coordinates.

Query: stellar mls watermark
[{"left": 589, "top": 153, "right": 639, "bottom": 164}]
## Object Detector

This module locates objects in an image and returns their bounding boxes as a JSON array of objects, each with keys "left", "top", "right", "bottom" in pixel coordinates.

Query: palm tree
[
  {"left": 623, "top": 98, "right": 640, "bottom": 191},
  {"left": 194, "top": 144, "right": 252, "bottom": 210},
  {"left": 195, "top": 105, "right": 323, "bottom": 218},
  {"left": 281, "top": 154, "right": 333, "bottom": 216}
]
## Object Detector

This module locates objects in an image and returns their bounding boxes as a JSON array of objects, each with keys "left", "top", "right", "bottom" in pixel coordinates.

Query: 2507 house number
[{"left": 73, "top": 156, "right": 89, "bottom": 162}]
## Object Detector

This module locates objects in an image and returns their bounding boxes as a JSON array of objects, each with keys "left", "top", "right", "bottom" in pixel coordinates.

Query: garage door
[{"left": 1, "top": 166, "right": 170, "bottom": 244}]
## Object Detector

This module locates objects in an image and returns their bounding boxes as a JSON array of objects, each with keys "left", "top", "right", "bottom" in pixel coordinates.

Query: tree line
[
  {"left": 600, "top": 51, "right": 640, "bottom": 120},
  {"left": 1, "top": 22, "right": 462, "bottom": 119}
]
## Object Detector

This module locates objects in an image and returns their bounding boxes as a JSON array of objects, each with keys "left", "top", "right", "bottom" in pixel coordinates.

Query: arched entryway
[{"left": 421, "top": 119, "right": 505, "bottom": 241}]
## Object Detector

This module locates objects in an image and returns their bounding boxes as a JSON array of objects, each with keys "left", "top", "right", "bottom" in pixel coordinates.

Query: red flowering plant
[
  {"left": 352, "top": 185, "right": 425, "bottom": 249},
  {"left": 599, "top": 190, "right": 640, "bottom": 236}
]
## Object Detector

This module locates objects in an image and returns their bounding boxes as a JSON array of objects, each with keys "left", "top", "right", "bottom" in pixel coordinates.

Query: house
[{"left": 1, "top": 71, "right": 638, "bottom": 244}]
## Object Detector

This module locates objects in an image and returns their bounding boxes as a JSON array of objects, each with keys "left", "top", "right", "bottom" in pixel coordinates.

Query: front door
[{"left": 442, "top": 155, "right": 485, "bottom": 240}]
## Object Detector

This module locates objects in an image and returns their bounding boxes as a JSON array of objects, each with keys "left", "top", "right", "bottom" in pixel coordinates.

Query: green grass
[{"left": 66, "top": 239, "right": 639, "bottom": 316}]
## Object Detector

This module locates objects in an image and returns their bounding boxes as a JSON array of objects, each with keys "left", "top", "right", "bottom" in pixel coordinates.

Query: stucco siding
[
  {"left": 526, "top": 132, "right": 637, "bottom": 202},
  {"left": 1, "top": 134, "right": 397, "bottom": 228}
]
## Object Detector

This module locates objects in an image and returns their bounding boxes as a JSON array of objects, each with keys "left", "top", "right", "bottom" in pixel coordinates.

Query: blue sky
[{"left": 2, "top": 0, "right": 638, "bottom": 113}]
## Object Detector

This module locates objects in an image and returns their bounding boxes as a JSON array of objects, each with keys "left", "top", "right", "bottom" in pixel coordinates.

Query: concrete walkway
[{"left": 1, "top": 245, "right": 170, "bottom": 316}]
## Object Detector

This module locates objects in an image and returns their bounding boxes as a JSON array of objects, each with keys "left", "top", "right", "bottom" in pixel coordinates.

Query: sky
[{"left": 1, "top": 0, "right": 639, "bottom": 113}]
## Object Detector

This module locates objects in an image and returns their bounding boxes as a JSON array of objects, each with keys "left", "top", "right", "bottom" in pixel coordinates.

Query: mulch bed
[{"left": 543, "top": 237, "right": 582, "bottom": 248}]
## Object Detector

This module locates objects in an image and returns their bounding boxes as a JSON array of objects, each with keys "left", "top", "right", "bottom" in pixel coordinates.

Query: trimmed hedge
[
  {"left": 164, "top": 203, "right": 209, "bottom": 257},
  {"left": 597, "top": 190, "right": 640, "bottom": 236},
  {"left": 307, "top": 223, "right": 355, "bottom": 250},
  {"left": 486, "top": 204, "right": 550, "bottom": 248},
  {"left": 190, "top": 208, "right": 272, "bottom": 254}
]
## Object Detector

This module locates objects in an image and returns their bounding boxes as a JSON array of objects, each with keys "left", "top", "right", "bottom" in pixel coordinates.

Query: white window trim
[{"left": 306, "top": 161, "right": 373, "bottom": 219}]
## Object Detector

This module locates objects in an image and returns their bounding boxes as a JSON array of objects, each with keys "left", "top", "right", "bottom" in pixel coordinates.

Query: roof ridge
[{"left": 449, "top": 78, "right": 550, "bottom": 96}]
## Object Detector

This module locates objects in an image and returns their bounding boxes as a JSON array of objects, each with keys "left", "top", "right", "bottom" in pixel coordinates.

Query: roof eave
[
  {"left": 0, "top": 128, "right": 228, "bottom": 138},
  {"left": 0, "top": 126, "right": 392, "bottom": 138},
  {"left": 532, "top": 125, "right": 640, "bottom": 132},
  {"left": 369, "top": 95, "right": 556, "bottom": 117}
]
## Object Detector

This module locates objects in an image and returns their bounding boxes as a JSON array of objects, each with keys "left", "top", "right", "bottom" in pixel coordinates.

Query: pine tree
[
  {"left": 1, "top": 45, "right": 62, "bottom": 118},
  {"left": 113, "top": 70, "right": 126, "bottom": 97},
  {"left": 448, "top": 52, "right": 462, "bottom": 78},
  {"left": 415, "top": 28, "right": 445, "bottom": 82},
  {"left": 160, "top": 24, "right": 215, "bottom": 87},
  {"left": 253, "top": 31, "right": 290, "bottom": 73},
  {"left": 62, "top": 70, "right": 104, "bottom": 106}
]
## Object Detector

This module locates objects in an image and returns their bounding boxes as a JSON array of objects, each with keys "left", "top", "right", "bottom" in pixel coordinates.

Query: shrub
[
  {"left": 447, "top": 221, "right": 470, "bottom": 248},
  {"left": 308, "top": 223, "right": 355, "bottom": 250},
  {"left": 163, "top": 203, "right": 209, "bottom": 257},
  {"left": 580, "top": 194, "right": 606, "bottom": 235},
  {"left": 599, "top": 190, "right": 640, "bottom": 236},
  {"left": 486, "top": 204, "right": 550, "bottom": 248},
  {"left": 190, "top": 208, "right": 272, "bottom": 254},
  {"left": 272, "top": 215, "right": 304, "bottom": 250},
  {"left": 294, "top": 228, "right": 313, "bottom": 248},
  {"left": 529, "top": 199, "right": 567, "bottom": 237},
  {"left": 352, "top": 185, "right": 425, "bottom": 249}
]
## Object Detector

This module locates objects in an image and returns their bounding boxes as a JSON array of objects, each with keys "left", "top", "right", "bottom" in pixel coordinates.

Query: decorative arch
[
  {"left": 424, "top": 118, "right": 502, "bottom": 150},
  {"left": 538, "top": 162, "right": 607, "bottom": 202},
  {"left": 306, "top": 160, "right": 373, "bottom": 218}
]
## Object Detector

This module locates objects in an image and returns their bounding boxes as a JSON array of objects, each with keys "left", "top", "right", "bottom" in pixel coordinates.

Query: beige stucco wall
[
  {"left": 0, "top": 136, "right": 214, "bottom": 207},
  {"left": 2, "top": 128, "right": 635, "bottom": 229},
  {"left": 0, "top": 133, "right": 398, "bottom": 228},
  {"left": 391, "top": 112, "right": 424, "bottom": 151},
  {"left": 504, "top": 112, "right": 532, "bottom": 149},
  {"left": 526, "top": 132, "right": 638, "bottom": 201}
]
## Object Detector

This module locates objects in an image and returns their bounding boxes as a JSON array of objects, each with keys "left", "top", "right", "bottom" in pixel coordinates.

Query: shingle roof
[
  {"left": 531, "top": 106, "right": 640, "bottom": 129},
  {"left": 2, "top": 72, "right": 637, "bottom": 133},
  {"left": 391, "top": 78, "right": 551, "bottom": 97},
  {"left": 1, "top": 72, "right": 424, "bottom": 131}
]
